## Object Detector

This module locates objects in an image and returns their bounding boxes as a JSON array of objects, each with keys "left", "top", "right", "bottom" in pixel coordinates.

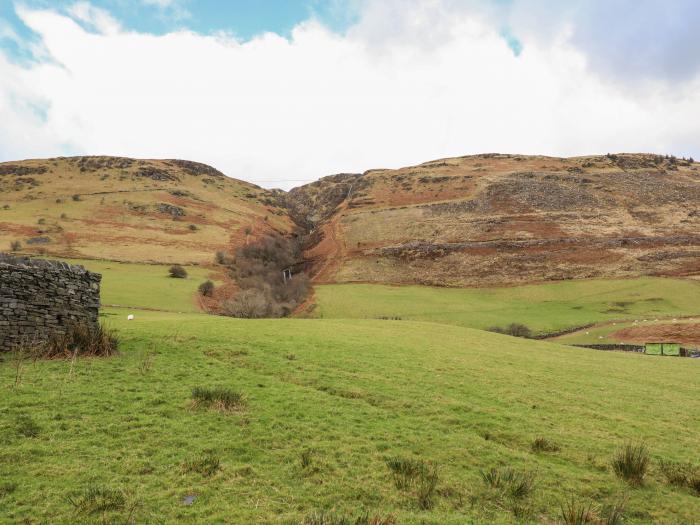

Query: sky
[{"left": 0, "top": 0, "right": 699, "bottom": 189}]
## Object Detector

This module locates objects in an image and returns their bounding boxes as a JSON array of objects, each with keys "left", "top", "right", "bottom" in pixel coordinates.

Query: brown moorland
[
  {"left": 287, "top": 153, "right": 700, "bottom": 286},
  {"left": 0, "top": 156, "right": 292, "bottom": 264}
]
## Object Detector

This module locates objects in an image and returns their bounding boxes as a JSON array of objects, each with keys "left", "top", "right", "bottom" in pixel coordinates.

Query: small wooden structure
[
  {"left": 282, "top": 268, "right": 292, "bottom": 283},
  {"left": 645, "top": 342, "right": 681, "bottom": 356}
]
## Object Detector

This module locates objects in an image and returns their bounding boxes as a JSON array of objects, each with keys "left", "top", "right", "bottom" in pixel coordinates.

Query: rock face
[{"left": 0, "top": 254, "right": 101, "bottom": 352}]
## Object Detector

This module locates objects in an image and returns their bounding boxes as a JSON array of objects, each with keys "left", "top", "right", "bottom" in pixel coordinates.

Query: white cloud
[{"left": 1, "top": 1, "right": 699, "bottom": 189}]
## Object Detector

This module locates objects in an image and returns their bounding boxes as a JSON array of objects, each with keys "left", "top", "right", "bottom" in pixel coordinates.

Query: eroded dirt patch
[{"left": 610, "top": 323, "right": 700, "bottom": 346}]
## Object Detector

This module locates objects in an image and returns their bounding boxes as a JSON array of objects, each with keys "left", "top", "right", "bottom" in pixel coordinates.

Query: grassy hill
[
  {"left": 292, "top": 153, "right": 700, "bottom": 286},
  {"left": 0, "top": 156, "right": 291, "bottom": 264},
  {"left": 1, "top": 311, "right": 699, "bottom": 524},
  {"left": 312, "top": 277, "right": 700, "bottom": 334}
]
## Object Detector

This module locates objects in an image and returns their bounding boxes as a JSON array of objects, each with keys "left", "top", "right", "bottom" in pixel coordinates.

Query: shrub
[
  {"left": 60, "top": 213, "right": 68, "bottom": 219},
  {"left": 41, "top": 322, "right": 119, "bottom": 359},
  {"left": 220, "top": 288, "right": 275, "bottom": 318},
  {"left": 169, "top": 264, "right": 187, "bottom": 278},
  {"left": 191, "top": 386, "right": 246, "bottom": 412},
  {"left": 198, "top": 280, "right": 215, "bottom": 297},
  {"left": 37, "top": 218, "right": 46, "bottom": 225},
  {"left": 531, "top": 436, "right": 560, "bottom": 453},
  {"left": 215, "top": 250, "right": 231, "bottom": 265},
  {"left": 188, "top": 224, "right": 198, "bottom": 231},
  {"left": 611, "top": 443, "right": 649, "bottom": 486},
  {"left": 71, "top": 194, "right": 81, "bottom": 201},
  {"left": 220, "top": 234, "right": 311, "bottom": 319},
  {"left": 487, "top": 323, "right": 532, "bottom": 338},
  {"left": 182, "top": 453, "right": 221, "bottom": 477},
  {"left": 10, "top": 240, "right": 21, "bottom": 251}
]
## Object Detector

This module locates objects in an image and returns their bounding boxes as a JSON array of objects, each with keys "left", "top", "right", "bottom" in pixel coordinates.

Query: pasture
[
  {"left": 1, "top": 309, "right": 699, "bottom": 523},
  {"left": 312, "top": 278, "right": 700, "bottom": 334}
]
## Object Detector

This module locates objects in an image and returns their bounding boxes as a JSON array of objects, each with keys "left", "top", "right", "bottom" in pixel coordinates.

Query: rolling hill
[
  {"left": 290, "top": 153, "right": 700, "bottom": 286},
  {"left": 0, "top": 156, "right": 292, "bottom": 264}
]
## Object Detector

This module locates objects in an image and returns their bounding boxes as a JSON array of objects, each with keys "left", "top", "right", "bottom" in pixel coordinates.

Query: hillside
[
  {"left": 2, "top": 311, "right": 699, "bottom": 524},
  {"left": 0, "top": 156, "right": 292, "bottom": 264},
  {"left": 292, "top": 153, "right": 700, "bottom": 286}
]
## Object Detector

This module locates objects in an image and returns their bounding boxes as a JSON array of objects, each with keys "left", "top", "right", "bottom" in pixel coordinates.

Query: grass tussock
[
  {"left": 67, "top": 485, "right": 127, "bottom": 516},
  {"left": 480, "top": 467, "right": 536, "bottom": 499},
  {"left": 40, "top": 322, "right": 119, "bottom": 359},
  {"left": 301, "top": 511, "right": 396, "bottom": 525},
  {"left": 659, "top": 459, "right": 700, "bottom": 495},
  {"left": 191, "top": 386, "right": 246, "bottom": 412},
  {"left": 300, "top": 449, "right": 314, "bottom": 469},
  {"left": 611, "top": 443, "right": 649, "bottom": 486},
  {"left": 0, "top": 482, "right": 17, "bottom": 499},
  {"left": 182, "top": 453, "right": 221, "bottom": 477},
  {"left": 15, "top": 413, "right": 41, "bottom": 438},
  {"left": 559, "top": 495, "right": 627, "bottom": 525},
  {"left": 531, "top": 436, "right": 561, "bottom": 453},
  {"left": 386, "top": 457, "right": 439, "bottom": 510},
  {"left": 386, "top": 457, "right": 425, "bottom": 490}
]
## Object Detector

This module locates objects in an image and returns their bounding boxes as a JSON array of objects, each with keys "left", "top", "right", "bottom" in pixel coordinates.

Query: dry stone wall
[{"left": 0, "top": 255, "right": 101, "bottom": 352}]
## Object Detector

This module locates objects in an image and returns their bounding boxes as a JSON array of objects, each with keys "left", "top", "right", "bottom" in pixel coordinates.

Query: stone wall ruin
[{"left": 0, "top": 254, "right": 101, "bottom": 352}]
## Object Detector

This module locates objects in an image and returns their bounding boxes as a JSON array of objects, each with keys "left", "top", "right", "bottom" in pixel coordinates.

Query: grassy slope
[
  {"left": 63, "top": 258, "right": 217, "bottom": 313},
  {"left": 1, "top": 312, "right": 698, "bottom": 524},
  {"left": 312, "top": 278, "right": 700, "bottom": 334},
  {"left": 0, "top": 157, "right": 290, "bottom": 264}
]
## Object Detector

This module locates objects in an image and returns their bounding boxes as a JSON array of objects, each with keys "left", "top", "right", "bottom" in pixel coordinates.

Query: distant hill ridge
[{"left": 2, "top": 153, "right": 699, "bottom": 286}]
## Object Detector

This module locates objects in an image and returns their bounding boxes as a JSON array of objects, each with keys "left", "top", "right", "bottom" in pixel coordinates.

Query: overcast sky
[{"left": 1, "top": 0, "right": 699, "bottom": 189}]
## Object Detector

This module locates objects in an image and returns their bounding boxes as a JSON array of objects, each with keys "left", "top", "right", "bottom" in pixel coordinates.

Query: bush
[
  {"left": 41, "top": 322, "right": 119, "bottom": 359},
  {"left": 37, "top": 218, "right": 46, "bottom": 225},
  {"left": 611, "top": 443, "right": 649, "bottom": 486},
  {"left": 10, "top": 240, "right": 21, "bottom": 251},
  {"left": 191, "top": 386, "right": 246, "bottom": 412},
  {"left": 71, "top": 194, "right": 81, "bottom": 201},
  {"left": 221, "top": 234, "right": 311, "bottom": 319},
  {"left": 487, "top": 323, "right": 532, "bottom": 338},
  {"left": 188, "top": 224, "right": 198, "bottom": 231},
  {"left": 169, "top": 264, "right": 187, "bottom": 278},
  {"left": 531, "top": 436, "right": 560, "bottom": 453},
  {"left": 198, "top": 280, "right": 215, "bottom": 297}
]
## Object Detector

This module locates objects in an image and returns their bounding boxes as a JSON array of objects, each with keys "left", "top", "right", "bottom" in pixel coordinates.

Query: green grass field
[
  {"left": 58, "top": 258, "right": 216, "bottom": 313},
  {"left": 1, "top": 310, "right": 699, "bottom": 524},
  {"left": 2, "top": 267, "right": 700, "bottom": 524},
  {"left": 312, "top": 278, "right": 700, "bottom": 334}
]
